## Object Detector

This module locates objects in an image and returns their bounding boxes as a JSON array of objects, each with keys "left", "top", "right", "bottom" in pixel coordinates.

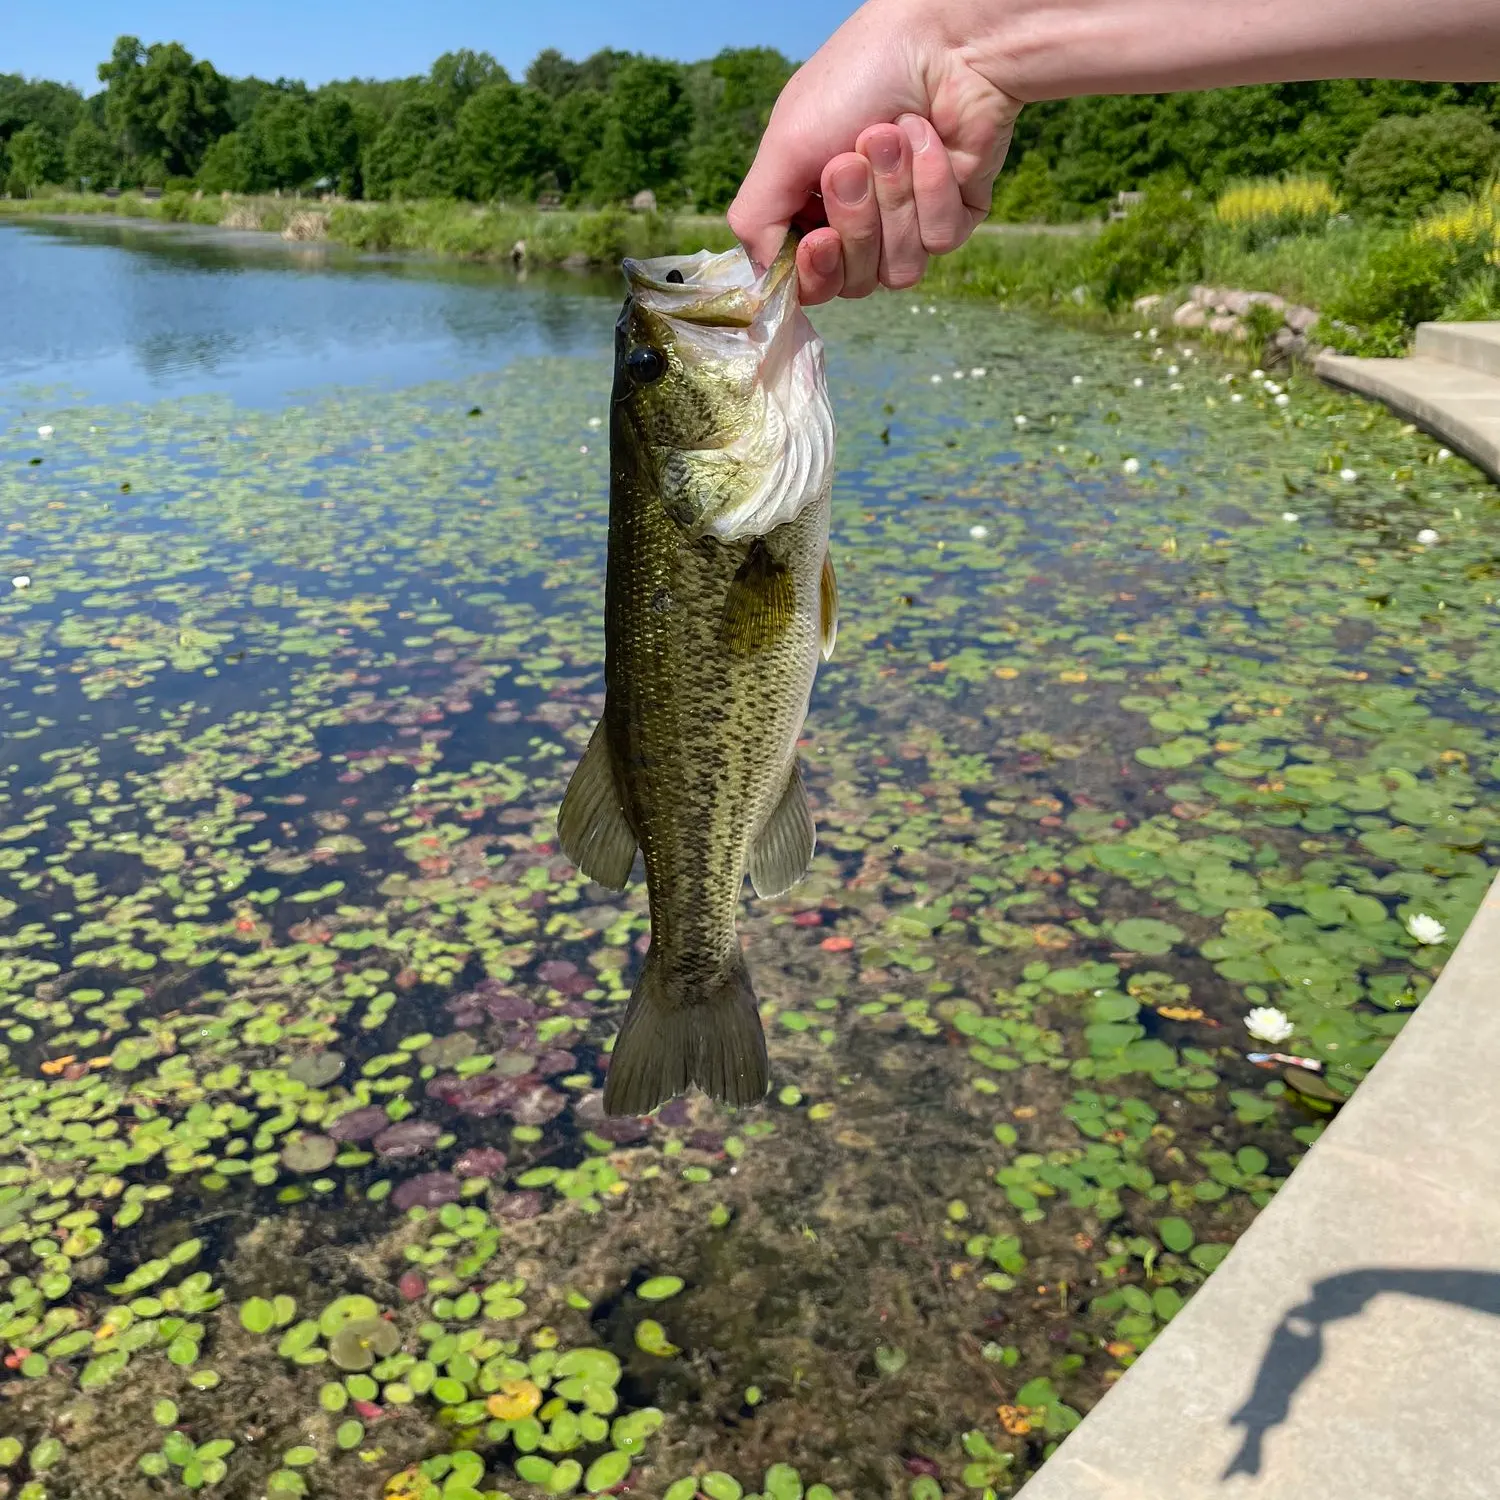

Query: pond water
[{"left": 1, "top": 218, "right": 1498, "bottom": 1500}]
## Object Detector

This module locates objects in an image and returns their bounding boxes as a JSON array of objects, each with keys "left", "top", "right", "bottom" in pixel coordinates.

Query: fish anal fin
[
  {"left": 748, "top": 761, "right": 815, "bottom": 899},
  {"left": 722, "top": 539, "right": 795, "bottom": 656},
  {"left": 556, "top": 722, "right": 637, "bottom": 890},
  {"left": 819, "top": 549, "right": 838, "bottom": 661}
]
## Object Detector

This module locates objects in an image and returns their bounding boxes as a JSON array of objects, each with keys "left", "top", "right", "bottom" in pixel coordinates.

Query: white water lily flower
[
  {"left": 1416, "top": 528, "right": 1439, "bottom": 546},
  {"left": 1339, "top": 467, "right": 1357, "bottom": 481},
  {"left": 970, "top": 367, "right": 986, "bottom": 378},
  {"left": 587, "top": 416, "right": 602, "bottom": 428},
  {"left": 1275, "top": 393, "right": 1290, "bottom": 407},
  {"left": 1230, "top": 393, "right": 1243, "bottom": 403},
  {"left": 1122, "top": 457, "right": 1141, "bottom": 475},
  {"left": 969, "top": 524, "right": 989, "bottom": 539},
  {"left": 578, "top": 445, "right": 589, "bottom": 453},
  {"left": 1147, "top": 327, "right": 1158, "bottom": 339},
  {"left": 930, "top": 374, "right": 944, "bottom": 384},
  {"left": 11, "top": 576, "right": 31, "bottom": 590},
  {"left": 1407, "top": 913, "right": 1446, "bottom": 945},
  {"left": 1436, "top": 447, "right": 1451, "bottom": 460},
  {"left": 952, "top": 370, "right": 965, "bottom": 379},
  {"left": 1282, "top": 511, "right": 1300, "bottom": 522},
  {"left": 1014, "top": 414, "right": 1028, "bottom": 426},
  {"left": 1169, "top": 381, "right": 1184, "bottom": 391},
  {"left": 910, "top": 305, "right": 921, "bottom": 314},
  {"left": 926, "top": 305, "right": 937, "bottom": 314},
  {"left": 1072, "top": 374, "right": 1084, "bottom": 385},
  {"left": 37, "top": 425, "right": 53, "bottom": 439},
  {"left": 1263, "top": 381, "right": 1281, "bottom": 395},
  {"left": 1133, "top": 330, "right": 1143, "bottom": 340},
  {"left": 1168, "top": 364, "right": 1179, "bottom": 376},
  {"left": 1132, "top": 377, "right": 1144, "bottom": 388},
  {"left": 1251, "top": 369, "right": 1265, "bottom": 380},
  {"left": 1245, "top": 1006, "right": 1294, "bottom": 1045}
]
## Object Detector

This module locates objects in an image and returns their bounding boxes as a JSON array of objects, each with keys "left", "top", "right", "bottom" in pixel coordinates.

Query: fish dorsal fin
[
  {"left": 723, "top": 539, "right": 796, "bottom": 656},
  {"left": 556, "top": 721, "right": 637, "bottom": 890},
  {"left": 819, "top": 550, "right": 838, "bottom": 661},
  {"left": 748, "top": 760, "right": 815, "bottom": 899}
]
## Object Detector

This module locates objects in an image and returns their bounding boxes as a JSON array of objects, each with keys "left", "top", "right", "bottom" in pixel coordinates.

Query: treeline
[
  {"left": 4, "top": 37, "right": 1500, "bottom": 217},
  {"left": 1001, "top": 81, "right": 1500, "bottom": 219},
  {"left": 0, "top": 38, "right": 793, "bottom": 209}
]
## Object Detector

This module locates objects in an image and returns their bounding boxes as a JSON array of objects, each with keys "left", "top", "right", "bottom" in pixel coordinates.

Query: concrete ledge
[
  {"left": 1014, "top": 872, "right": 1500, "bottom": 1499},
  {"left": 1314, "top": 345, "right": 1500, "bottom": 479},
  {"left": 1413, "top": 321, "right": 1500, "bottom": 380}
]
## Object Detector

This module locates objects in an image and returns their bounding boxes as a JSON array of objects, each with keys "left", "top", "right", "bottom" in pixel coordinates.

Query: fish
[{"left": 557, "top": 236, "right": 838, "bottom": 1117}]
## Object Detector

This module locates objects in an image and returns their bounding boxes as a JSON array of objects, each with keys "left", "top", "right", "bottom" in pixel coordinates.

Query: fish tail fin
[{"left": 602, "top": 949, "right": 768, "bottom": 1116}]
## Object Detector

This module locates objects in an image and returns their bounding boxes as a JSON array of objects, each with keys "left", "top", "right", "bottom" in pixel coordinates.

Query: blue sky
[{"left": 10, "top": 1, "right": 854, "bottom": 91}]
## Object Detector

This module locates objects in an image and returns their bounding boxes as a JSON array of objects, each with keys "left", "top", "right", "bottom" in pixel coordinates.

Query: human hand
[{"left": 728, "top": 0, "right": 1023, "bottom": 304}]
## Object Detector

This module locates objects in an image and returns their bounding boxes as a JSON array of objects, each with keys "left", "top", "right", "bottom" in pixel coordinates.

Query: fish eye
[
  {"left": 626, "top": 346, "right": 667, "bottom": 384},
  {"left": 665, "top": 268, "right": 685, "bottom": 284}
]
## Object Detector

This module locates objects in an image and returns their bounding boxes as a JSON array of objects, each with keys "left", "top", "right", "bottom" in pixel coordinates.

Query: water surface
[{"left": 0, "top": 223, "right": 1496, "bottom": 1499}]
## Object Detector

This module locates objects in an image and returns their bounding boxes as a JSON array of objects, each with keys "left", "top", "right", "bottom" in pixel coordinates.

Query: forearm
[{"left": 959, "top": 0, "right": 1500, "bottom": 100}]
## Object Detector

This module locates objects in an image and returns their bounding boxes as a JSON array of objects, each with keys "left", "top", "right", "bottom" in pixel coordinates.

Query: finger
[
  {"left": 821, "top": 153, "right": 881, "bottom": 299},
  {"left": 898, "top": 114, "right": 975, "bottom": 255},
  {"left": 857, "top": 123, "right": 926, "bottom": 291},
  {"left": 796, "top": 228, "right": 845, "bottom": 306}
]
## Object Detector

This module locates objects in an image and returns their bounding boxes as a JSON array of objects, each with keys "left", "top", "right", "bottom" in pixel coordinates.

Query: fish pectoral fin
[
  {"left": 722, "top": 539, "right": 796, "bottom": 656},
  {"left": 819, "top": 549, "right": 839, "bottom": 661},
  {"left": 556, "top": 722, "right": 637, "bottom": 891},
  {"left": 748, "top": 760, "right": 815, "bottom": 899}
]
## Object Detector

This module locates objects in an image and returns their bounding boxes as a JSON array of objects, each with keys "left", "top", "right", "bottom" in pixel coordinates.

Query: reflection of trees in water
[{"left": 3, "top": 218, "right": 620, "bottom": 397}]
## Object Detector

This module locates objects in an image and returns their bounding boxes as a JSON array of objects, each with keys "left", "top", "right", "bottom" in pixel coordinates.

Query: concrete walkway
[
  {"left": 1014, "top": 872, "right": 1500, "bottom": 1500},
  {"left": 1316, "top": 322, "right": 1500, "bottom": 476}
]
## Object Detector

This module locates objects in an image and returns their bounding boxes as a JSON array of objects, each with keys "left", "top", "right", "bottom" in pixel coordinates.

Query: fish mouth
[{"left": 621, "top": 235, "right": 799, "bottom": 332}]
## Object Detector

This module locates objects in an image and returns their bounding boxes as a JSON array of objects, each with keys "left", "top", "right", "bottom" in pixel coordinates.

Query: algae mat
[{"left": 0, "top": 299, "right": 1496, "bottom": 1500}]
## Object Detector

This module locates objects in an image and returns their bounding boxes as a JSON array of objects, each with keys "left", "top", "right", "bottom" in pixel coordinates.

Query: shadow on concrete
[{"left": 1225, "top": 1267, "right": 1500, "bottom": 1478}]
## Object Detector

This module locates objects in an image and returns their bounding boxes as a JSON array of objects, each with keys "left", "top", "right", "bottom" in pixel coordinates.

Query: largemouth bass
[{"left": 557, "top": 238, "right": 838, "bottom": 1117}]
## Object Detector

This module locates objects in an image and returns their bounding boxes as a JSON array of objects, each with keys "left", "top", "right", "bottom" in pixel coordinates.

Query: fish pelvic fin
[
  {"left": 602, "top": 950, "right": 769, "bottom": 1116},
  {"left": 556, "top": 721, "right": 637, "bottom": 890},
  {"left": 819, "top": 549, "right": 838, "bottom": 661},
  {"left": 749, "top": 760, "right": 815, "bottom": 899}
]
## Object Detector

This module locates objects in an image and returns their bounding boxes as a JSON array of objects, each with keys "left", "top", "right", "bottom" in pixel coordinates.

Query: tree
[
  {"left": 64, "top": 117, "right": 120, "bottom": 190},
  {"left": 525, "top": 49, "right": 578, "bottom": 101},
  {"left": 195, "top": 131, "right": 249, "bottom": 193},
  {"left": 97, "top": 35, "right": 231, "bottom": 180},
  {"left": 456, "top": 84, "right": 557, "bottom": 201},
  {"left": 1342, "top": 108, "right": 1500, "bottom": 218},
  {"left": 309, "top": 93, "right": 361, "bottom": 195},
  {"left": 7, "top": 121, "right": 58, "bottom": 194},
  {"left": 255, "top": 93, "right": 315, "bottom": 189},
  {"left": 552, "top": 88, "right": 609, "bottom": 199},
  {"left": 598, "top": 58, "right": 691, "bottom": 197},
  {"left": 427, "top": 50, "right": 505, "bottom": 124},
  {"left": 363, "top": 97, "right": 458, "bottom": 198}
]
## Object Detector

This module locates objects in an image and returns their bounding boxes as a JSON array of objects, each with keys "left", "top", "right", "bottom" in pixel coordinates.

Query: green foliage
[
  {"left": 456, "top": 84, "right": 556, "bottom": 201},
  {"left": 1086, "top": 188, "right": 1208, "bottom": 306},
  {"left": 1342, "top": 108, "right": 1500, "bottom": 220},
  {"left": 1327, "top": 233, "right": 1458, "bottom": 332},
  {"left": 990, "top": 154, "right": 1069, "bottom": 223},
  {"left": 363, "top": 98, "right": 458, "bottom": 199},
  {"left": 97, "top": 34, "right": 231, "bottom": 181},
  {"left": 64, "top": 117, "right": 119, "bottom": 190},
  {"left": 6, "top": 122, "right": 59, "bottom": 196}
]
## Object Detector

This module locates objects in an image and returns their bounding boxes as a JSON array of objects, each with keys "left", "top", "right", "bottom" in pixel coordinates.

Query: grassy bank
[
  {"left": 0, "top": 189, "right": 736, "bottom": 266},
  {"left": 7, "top": 182, "right": 1499, "bottom": 360}
]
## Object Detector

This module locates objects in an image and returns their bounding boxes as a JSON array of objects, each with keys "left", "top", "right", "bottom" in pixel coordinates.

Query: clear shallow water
[
  {"left": 0, "top": 218, "right": 615, "bottom": 412},
  {"left": 0, "top": 229, "right": 1497, "bottom": 1499}
]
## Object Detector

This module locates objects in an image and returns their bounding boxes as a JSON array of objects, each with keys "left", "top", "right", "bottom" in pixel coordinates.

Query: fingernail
[
  {"left": 830, "top": 160, "right": 869, "bottom": 207},
  {"left": 866, "top": 131, "right": 902, "bottom": 174},
  {"left": 811, "top": 238, "right": 840, "bottom": 277},
  {"left": 899, "top": 115, "right": 929, "bottom": 154}
]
